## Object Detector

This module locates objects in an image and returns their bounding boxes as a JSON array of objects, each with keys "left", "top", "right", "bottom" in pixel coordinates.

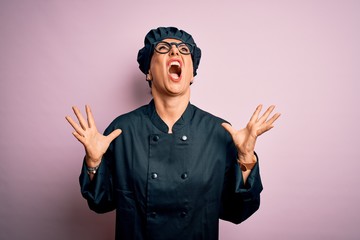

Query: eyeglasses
[{"left": 154, "top": 41, "right": 194, "bottom": 55}]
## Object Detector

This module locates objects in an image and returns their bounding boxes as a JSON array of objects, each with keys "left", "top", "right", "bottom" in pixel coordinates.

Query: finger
[
  {"left": 107, "top": 129, "right": 122, "bottom": 142},
  {"left": 86, "top": 105, "right": 97, "bottom": 129},
  {"left": 221, "top": 123, "right": 236, "bottom": 135},
  {"left": 249, "top": 104, "right": 263, "bottom": 123},
  {"left": 258, "top": 105, "right": 275, "bottom": 124},
  {"left": 72, "top": 131, "right": 85, "bottom": 144},
  {"left": 65, "top": 116, "right": 85, "bottom": 136},
  {"left": 258, "top": 113, "right": 281, "bottom": 136},
  {"left": 72, "top": 106, "right": 88, "bottom": 130},
  {"left": 257, "top": 125, "right": 274, "bottom": 136},
  {"left": 265, "top": 112, "right": 281, "bottom": 126}
]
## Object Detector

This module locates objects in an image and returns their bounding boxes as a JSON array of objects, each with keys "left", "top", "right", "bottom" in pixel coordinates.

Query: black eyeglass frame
[{"left": 153, "top": 41, "right": 195, "bottom": 55}]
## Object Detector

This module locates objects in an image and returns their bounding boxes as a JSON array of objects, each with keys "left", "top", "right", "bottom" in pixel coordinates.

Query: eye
[
  {"left": 178, "top": 44, "right": 190, "bottom": 54},
  {"left": 155, "top": 42, "right": 170, "bottom": 52}
]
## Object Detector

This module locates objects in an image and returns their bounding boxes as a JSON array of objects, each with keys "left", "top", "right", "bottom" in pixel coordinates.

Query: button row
[
  {"left": 150, "top": 172, "right": 188, "bottom": 180},
  {"left": 152, "top": 135, "right": 188, "bottom": 142},
  {"left": 149, "top": 211, "right": 188, "bottom": 218}
]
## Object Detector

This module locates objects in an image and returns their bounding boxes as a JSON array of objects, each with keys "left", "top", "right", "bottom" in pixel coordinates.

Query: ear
[
  {"left": 190, "top": 75, "right": 194, "bottom": 84},
  {"left": 146, "top": 70, "right": 153, "bottom": 81}
]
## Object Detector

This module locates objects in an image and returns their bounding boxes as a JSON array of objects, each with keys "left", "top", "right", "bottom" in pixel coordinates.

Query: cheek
[
  {"left": 184, "top": 60, "right": 194, "bottom": 79},
  {"left": 150, "top": 57, "right": 166, "bottom": 75}
]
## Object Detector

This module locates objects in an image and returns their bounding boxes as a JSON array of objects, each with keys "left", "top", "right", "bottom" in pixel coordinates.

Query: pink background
[{"left": 1, "top": 0, "right": 359, "bottom": 239}]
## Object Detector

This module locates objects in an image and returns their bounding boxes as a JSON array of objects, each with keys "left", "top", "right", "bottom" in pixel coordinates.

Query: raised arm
[
  {"left": 65, "top": 105, "right": 121, "bottom": 180},
  {"left": 222, "top": 105, "right": 280, "bottom": 183}
]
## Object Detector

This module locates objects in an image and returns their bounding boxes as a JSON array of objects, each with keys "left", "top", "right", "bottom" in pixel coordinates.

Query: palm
[
  {"left": 222, "top": 105, "right": 280, "bottom": 156},
  {"left": 82, "top": 129, "right": 111, "bottom": 161},
  {"left": 66, "top": 105, "right": 122, "bottom": 166}
]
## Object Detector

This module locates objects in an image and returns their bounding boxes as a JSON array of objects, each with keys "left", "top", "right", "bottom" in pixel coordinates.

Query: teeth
[{"left": 170, "top": 61, "right": 180, "bottom": 66}]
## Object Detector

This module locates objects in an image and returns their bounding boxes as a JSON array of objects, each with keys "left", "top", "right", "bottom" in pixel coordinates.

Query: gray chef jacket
[{"left": 79, "top": 99, "right": 263, "bottom": 240}]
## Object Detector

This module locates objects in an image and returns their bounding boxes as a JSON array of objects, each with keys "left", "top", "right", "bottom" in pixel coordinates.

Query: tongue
[{"left": 170, "top": 73, "right": 179, "bottom": 79}]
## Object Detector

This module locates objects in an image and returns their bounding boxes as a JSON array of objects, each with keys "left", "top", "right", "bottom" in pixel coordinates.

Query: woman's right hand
[{"left": 65, "top": 105, "right": 122, "bottom": 167}]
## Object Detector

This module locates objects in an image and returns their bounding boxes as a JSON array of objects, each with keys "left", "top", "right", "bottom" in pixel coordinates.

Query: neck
[{"left": 153, "top": 92, "right": 190, "bottom": 133}]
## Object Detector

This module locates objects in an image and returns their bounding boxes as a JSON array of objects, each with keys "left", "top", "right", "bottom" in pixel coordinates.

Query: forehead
[{"left": 161, "top": 38, "right": 182, "bottom": 43}]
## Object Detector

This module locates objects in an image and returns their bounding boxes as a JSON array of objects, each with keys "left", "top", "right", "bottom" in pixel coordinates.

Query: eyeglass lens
[{"left": 155, "top": 42, "right": 192, "bottom": 55}]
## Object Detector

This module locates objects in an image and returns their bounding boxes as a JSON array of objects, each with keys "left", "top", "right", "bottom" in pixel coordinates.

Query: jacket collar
[{"left": 148, "top": 99, "right": 194, "bottom": 133}]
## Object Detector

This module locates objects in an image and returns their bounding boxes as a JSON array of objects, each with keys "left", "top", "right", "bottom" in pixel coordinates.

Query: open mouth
[{"left": 168, "top": 61, "right": 182, "bottom": 80}]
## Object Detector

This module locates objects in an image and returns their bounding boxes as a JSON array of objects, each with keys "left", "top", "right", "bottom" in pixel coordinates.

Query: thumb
[
  {"left": 107, "top": 129, "right": 122, "bottom": 142},
  {"left": 221, "top": 122, "right": 236, "bottom": 135}
]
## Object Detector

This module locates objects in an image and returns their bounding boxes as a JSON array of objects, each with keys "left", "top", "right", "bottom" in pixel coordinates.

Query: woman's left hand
[{"left": 221, "top": 105, "right": 281, "bottom": 161}]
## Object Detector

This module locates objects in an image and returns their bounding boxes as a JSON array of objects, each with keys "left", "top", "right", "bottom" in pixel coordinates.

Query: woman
[{"left": 66, "top": 26, "right": 280, "bottom": 240}]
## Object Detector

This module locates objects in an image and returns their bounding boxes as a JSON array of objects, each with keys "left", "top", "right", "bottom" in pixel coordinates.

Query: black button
[
  {"left": 180, "top": 211, "right": 187, "bottom": 217},
  {"left": 151, "top": 172, "right": 158, "bottom": 179},
  {"left": 181, "top": 135, "right": 188, "bottom": 141},
  {"left": 181, "top": 172, "right": 188, "bottom": 179},
  {"left": 150, "top": 212, "right": 157, "bottom": 218},
  {"left": 153, "top": 135, "right": 159, "bottom": 142}
]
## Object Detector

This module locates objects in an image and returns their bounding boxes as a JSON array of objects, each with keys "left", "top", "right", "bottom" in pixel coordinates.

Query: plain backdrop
[{"left": 1, "top": 0, "right": 359, "bottom": 239}]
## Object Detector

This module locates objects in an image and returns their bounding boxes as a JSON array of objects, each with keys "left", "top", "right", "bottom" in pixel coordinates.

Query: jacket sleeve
[
  {"left": 79, "top": 128, "right": 117, "bottom": 214},
  {"left": 219, "top": 138, "right": 263, "bottom": 224}
]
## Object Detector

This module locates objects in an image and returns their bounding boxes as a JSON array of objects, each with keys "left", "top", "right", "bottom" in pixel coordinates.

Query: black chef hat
[{"left": 137, "top": 27, "right": 201, "bottom": 76}]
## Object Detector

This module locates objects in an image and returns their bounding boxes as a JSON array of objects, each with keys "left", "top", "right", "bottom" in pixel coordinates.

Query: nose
[{"left": 169, "top": 45, "right": 180, "bottom": 56}]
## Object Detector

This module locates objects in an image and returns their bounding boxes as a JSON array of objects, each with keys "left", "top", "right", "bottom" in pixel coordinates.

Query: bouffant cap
[{"left": 137, "top": 27, "right": 201, "bottom": 76}]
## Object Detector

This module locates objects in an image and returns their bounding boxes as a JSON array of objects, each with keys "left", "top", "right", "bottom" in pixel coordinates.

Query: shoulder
[
  {"left": 190, "top": 104, "right": 235, "bottom": 149},
  {"left": 191, "top": 103, "right": 230, "bottom": 126},
  {"left": 104, "top": 104, "right": 149, "bottom": 133},
  {"left": 190, "top": 103, "right": 233, "bottom": 141}
]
